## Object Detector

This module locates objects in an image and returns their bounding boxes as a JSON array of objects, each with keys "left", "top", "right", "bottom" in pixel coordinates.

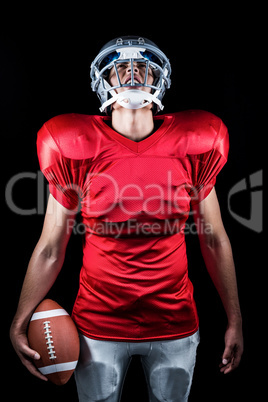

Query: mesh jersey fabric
[{"left": 37, "top": 110, "right": 229, "bottom": 341}]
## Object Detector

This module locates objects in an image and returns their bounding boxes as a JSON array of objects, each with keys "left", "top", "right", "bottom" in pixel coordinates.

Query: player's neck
[{"left": 111, "top": 108, "right": 154, "bottom": 142}]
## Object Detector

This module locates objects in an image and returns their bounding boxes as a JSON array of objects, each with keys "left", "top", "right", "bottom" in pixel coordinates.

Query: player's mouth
[{"left": 124, "top": 75, "right": 142, "bottom": 85}]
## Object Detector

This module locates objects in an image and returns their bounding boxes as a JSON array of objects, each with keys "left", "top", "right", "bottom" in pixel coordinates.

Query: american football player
[{"left": 10, "top": 36, "right": 243, "bottom": 402}]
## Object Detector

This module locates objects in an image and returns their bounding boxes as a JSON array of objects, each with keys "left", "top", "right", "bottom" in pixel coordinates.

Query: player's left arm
[{"left": 192, "top": 187, "right": 243, "bottom": 374}]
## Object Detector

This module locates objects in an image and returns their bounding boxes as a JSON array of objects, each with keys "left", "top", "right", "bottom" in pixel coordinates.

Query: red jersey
[{"left": 37, "top": 110, "right": 229, "bottom": 341}]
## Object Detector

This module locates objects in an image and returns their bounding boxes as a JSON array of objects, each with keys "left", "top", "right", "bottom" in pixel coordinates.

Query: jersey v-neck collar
[{"left": 95, "top": 114, "right": 174, "bottom": 154}]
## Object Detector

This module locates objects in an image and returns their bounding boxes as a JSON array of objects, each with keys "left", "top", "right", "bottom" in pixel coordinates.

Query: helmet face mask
[{"left": 90, "top": 36, "right": 171, "bottom": 114}]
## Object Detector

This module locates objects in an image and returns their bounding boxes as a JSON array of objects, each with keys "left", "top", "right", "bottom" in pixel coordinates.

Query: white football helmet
[{"left": 90, "top": 36, "right": 171, "bottom": 114}]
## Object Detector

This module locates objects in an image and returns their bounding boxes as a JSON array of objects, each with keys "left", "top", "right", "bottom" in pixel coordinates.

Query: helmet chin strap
[{"left": 99, "top": 89, "right": 163, "bottom": 112}]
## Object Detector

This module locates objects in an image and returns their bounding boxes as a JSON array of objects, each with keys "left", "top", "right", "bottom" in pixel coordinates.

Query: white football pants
[{"left": 75, "top": 330, "right": 200, "bottom": 402}]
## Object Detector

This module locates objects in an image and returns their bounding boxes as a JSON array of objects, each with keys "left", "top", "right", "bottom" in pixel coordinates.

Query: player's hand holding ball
[{"left": 10, "top": 299, "right": 79, "bottom": 384}]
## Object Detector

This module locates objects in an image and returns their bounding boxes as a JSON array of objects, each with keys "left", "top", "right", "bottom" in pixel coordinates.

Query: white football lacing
[{"left": 43, "top": 321, "right": 57, "bottom": 360}]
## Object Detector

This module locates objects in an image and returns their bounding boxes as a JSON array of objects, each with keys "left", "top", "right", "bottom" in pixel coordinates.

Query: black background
[{"left": 2, "top": 6, "right": 265, "bottom": 402}]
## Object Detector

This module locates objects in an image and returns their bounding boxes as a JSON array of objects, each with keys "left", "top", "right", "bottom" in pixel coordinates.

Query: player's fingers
[
  {"left": 20, "top": 349, "right": 48, "bottom": 381},
  {"left": 219, "top": 350, "right": 232, "bottom": 373},
  {"left": 222, "top": 347, "right": 242, "bottom": 374},
  {"left": 219, "top": 359, "right": 233, "bottom": 374},
  {"left": 16, "top": 341, "right": 47, "bottom": 381},
  {"left": 20, "top": 342, "right": 40, "bottom": 361},
  {"left": 22, "top": 356, "right": 48, "bottom": 381},
  {"left": 219, "top": 342, "right": 243, "bottom": 374},
  {"left": 221, "top": 344, "right": 233, "bottom": 367},
  {"left": 10, "top": 329, "right": 48, "bottom": 381}
]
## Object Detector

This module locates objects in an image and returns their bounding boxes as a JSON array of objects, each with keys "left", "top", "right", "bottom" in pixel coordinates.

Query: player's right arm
[{"left": 10, "top": 194, "right": 76, "bottom": 381}]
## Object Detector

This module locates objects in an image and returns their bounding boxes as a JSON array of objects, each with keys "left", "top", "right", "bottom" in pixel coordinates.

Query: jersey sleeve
[
  {"left": 189, "top": 118, "right": 229, "bottom": 205},
  {"left": 37, "top": 121, "right": 82, "bottom": 211}
]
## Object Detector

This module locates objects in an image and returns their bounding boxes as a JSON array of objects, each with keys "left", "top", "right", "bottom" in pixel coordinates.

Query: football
[{"left": 28, "top": 299, "right": 80, "bottom": 385}]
